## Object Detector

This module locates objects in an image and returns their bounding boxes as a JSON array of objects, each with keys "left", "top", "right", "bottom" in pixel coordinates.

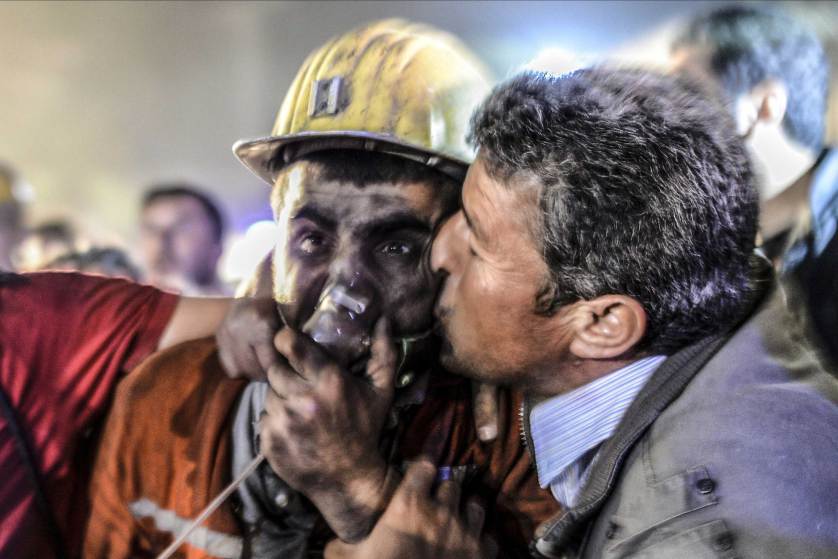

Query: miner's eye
[
  {"left": 299, "top": 233, "right": 328, "bottom": 255},
  {"left": 378, "top": 240, "right": 414, "bottom": 257}
]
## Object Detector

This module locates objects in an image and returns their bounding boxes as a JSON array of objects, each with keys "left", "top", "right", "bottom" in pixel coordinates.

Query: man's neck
[
  {"left": 526, "top": 356, "right": 641, "bottom": 403},
  {"left": 760, "top": 164, "right": 816, "bottom": 242},
  {"left": 757, "top": 136, "right": 819, "bottom": 241}
]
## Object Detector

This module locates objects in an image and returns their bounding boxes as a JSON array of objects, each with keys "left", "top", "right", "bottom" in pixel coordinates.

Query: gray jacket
[{"left": 530, "top": 287, "right": 838, "bottom": 558}]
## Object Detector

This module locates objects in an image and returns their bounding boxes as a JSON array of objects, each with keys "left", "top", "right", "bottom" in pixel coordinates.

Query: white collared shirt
[{"left": 530, "top": 355, "right": 666, "bottom": 508}]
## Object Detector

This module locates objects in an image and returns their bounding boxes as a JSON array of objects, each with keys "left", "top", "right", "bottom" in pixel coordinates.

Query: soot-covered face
[{"left": 271, "top": 159, "right": 456, "bottom": 370}]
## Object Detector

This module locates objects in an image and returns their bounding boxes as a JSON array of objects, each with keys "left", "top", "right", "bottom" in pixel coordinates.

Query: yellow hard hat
[{"left": 234, "top": 19, "right": 493, "bottom": 184}]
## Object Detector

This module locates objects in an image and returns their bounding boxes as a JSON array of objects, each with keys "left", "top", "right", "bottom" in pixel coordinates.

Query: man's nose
[
  {"left": 152, "top": 229, "right": 175, "bottom": 250},
  {"left": 146, "top": 231, "right": 171, "bottom": 259},
  {"left": 431, "top": 211, "right": 465, "bottom": 275}
]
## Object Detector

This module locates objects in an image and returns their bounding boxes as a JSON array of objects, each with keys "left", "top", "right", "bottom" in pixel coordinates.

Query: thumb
[
  {"left": 398, "top": 458, "right": 436, "bottom": 499},
  {"left": 472, "top": 382, "right": 499, "bottom": 442},
  {"left": 366, "top": 318, "right": 397, "bottom": 398}
]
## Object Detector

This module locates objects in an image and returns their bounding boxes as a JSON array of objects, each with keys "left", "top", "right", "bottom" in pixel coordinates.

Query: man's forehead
[
  {"left": 145, "top": 195, "right": 203, "bottom": 211},
  {"left": 142, "top": 196, "right": 206, "bottom": 222},
  {"left": 463, "top": 159, "right": 506, "bottom": 227},
  {"left": 463, "top": 157, "right": 541, "bottom": 245}
]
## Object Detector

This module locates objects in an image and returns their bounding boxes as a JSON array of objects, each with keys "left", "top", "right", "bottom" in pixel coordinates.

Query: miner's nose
[
  {"left": 320, "top": 283, "right": 371, "bottom": 316},
  {"left": 317, "top": 262, "right": 380, "bottom": 317},
  {"left": 431, "top": 211, "right": 467, "bottom": 276}
]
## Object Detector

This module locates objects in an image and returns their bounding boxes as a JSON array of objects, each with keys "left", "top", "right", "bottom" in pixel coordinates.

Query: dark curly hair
[
  {"left": 469, "top": 68, "right": 760, "bottom": 353},
  {"left": 675, "top": 5, "right": 829, "bottom": 152}
]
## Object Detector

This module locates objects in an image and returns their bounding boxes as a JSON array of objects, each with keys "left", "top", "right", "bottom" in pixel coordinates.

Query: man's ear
[
  {"left": 736, "top": 78, "right": 788, "bottom": 137},
  {"left": 567, "top": 295, "right": 647, "bottom": 360}
]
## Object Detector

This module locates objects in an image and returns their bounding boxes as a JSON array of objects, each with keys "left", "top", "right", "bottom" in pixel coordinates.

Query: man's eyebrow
[
  {"left": 291, "top": 206, "right": 336, "bottom": 230},
  {"left": 360, "top": 212, "right": 431, "bottom": 238}
]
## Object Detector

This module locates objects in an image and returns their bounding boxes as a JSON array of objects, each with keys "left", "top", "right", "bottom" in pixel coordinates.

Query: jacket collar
[
  {"left": 528, "top": 270, "right": 773, "bottom": 558},
  {"left": 529, "top": 333, "right": 727, "bottom": 557}
]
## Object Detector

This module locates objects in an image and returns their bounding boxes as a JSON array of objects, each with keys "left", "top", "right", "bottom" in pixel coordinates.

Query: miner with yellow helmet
[{"left": 84, "top": 20, "right": 559, "bottom": 559}]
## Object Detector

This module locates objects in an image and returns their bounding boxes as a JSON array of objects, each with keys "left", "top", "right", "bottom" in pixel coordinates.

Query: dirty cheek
[
  {"left": 383, "top": 265, "right": 438, "bottom": 333},
  {"left": 272, "top": 248, "right": 330, "bottom": 327},
  {"left": 271, "top": 167, "right": 308, "bottom": 304}
]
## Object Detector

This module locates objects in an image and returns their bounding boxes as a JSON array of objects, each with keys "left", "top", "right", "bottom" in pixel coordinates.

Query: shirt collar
[{"left": 529, "top": 355, "right": 666, "bottom": 488}]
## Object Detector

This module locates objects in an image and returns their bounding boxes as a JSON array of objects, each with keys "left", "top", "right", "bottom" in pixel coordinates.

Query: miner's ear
[{"left": 567, "top": 295, "right": 647, "bottom": 359}]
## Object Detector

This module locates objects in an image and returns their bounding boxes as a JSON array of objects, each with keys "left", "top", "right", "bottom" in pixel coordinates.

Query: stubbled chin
[
  {"left": 438, "top": 336, "right": 477, "bottom": 380},
  {"left": 435, "top": 310, "right": 477, "bottom": 378}
]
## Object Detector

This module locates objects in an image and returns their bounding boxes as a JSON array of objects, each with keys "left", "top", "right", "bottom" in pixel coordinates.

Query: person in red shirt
[{"left": 0, "top": 271, "right": 277, "bottom": 559}]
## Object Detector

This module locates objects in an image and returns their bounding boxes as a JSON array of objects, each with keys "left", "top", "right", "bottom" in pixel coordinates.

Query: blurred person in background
[
  {"left": 15, "top": 220, "right": 82, "bottom": 272},
  {"left": 45, "top": 246, "right": 141, "bottom": 281},
  {"left": 140, "top": 183, "right": 229, "bottom": 296},
  {"left": 673, "top": 5, "right": 838, "bottom": 365},
  {"left": 0, "top": 163, "right": 27, "bottom": 271}
]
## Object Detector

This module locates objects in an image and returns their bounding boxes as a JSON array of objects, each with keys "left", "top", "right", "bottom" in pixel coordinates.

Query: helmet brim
[{"left": 234, "top": 130, "right": 470, "bottom": 186}]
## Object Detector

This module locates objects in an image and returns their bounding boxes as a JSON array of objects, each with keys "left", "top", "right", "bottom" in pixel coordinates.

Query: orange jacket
[{"left": 84, "top": 338, "right": 559, "bottom": 558}]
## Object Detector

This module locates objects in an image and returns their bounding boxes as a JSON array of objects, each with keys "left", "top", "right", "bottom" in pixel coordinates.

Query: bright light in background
[
  {"left": 12, "top": 177, "right": 35, "bottom": 204},
  {"left": 221, "top": 219, "right": 276, "bottom": 284},
  {"left": 522, "top": 22, "right": 683, "bottom": 76},
  {"left": 523, "top": 46, "right": 597, "bottom": 74},
  {"left": 609, "top": 19, "right": 683, "bottom": 70}
]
